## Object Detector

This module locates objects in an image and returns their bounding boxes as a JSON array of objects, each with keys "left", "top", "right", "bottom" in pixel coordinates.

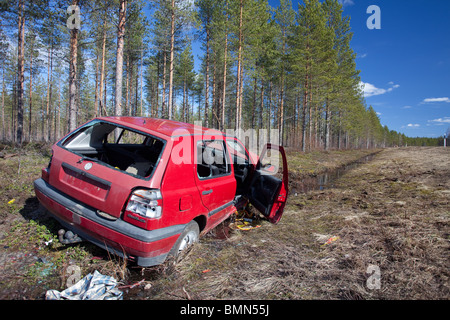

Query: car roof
[{"left": 96, "top": 116, "right": 226, "bottom": 138}]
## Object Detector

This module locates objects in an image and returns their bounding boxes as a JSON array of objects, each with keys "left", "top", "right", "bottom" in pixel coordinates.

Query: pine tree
[
  {"left": 0, "top": 20, "right": 8, "bottom": 140},
  {"left": 25, "top": 27, "right": 43, "bottom": 141},
  {"left": 273, "top": 0, "right": 294, "bottom": 145},
  {"left": 197, "top": 0, "right": 216, "bottom": 126},
  {"left": 114, "top": 0, "right": 127, "bottom": 119},
  {"left": 323, "top": 0, "right": 360, "bottom": 150},
  {"left": 175, "top": 39, "right": 196, "bottom": 122},
  {"left": 68, "top": 0, "right": 80, "bottom": 131}
]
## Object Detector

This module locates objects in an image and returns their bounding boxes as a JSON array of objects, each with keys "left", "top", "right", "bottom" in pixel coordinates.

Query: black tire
[{"left": 168, "top": 220, "right": 200, "bottom": 258}]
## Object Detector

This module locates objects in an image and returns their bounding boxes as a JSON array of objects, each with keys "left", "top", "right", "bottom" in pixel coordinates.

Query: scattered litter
[
  {"left": 91, "top": 256, "right": 104, "bottom": 261},
  {"left": 236, "top": 222, "right": 261, "bottom": 231},
  {"left": 118, "top": 279, "right": 146, "bottom": 289},
  {"left": 45, "top": 270, "right": 123, "bottom": 300},
  {"left": 232, "top": 209, "right": 262, "bottom": 231},
  {"left": 44, "top": 239, "right": 53, "bottom": 246},
  {"left": 37, "top": 262, "right": 56, "bottom": 280},
  {"left": 144, "top": 283, "right": 152, "bottom": 290},
  {"left": 322, "top": 236, "right": 340, "bottom": 246},
  {"left": 202, "top": 269, "right": 211, "bottom": 273},
  {"left": 8, "top": 199, "right": 15, "bottom": 205}
]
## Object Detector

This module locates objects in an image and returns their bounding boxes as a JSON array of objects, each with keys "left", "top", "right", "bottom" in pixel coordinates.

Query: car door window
[
  {"left": 225, "top": 138, "right": 249, "bottom": 165},
  {"left": 197, "top": 140, "right": 230, "bottom": 179}
]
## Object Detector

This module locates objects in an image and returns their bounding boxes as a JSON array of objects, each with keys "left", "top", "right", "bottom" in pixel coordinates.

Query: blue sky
[
  {"left": 338, "top": 0, "right": 450, "bottom": 138},
  {"left": 280, "top": 0, "right": 450, "bottom": 138}
]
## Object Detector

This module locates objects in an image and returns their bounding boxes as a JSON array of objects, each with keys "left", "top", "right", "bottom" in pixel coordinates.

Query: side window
[
  {"left": 226, "top": 138, "right": 249, "bottom": 165},
  {"left": 197, "top": 140, "right": 230, "bottom": 179},
  {"left": 118, "top": 129, "right": 146, "bottom": 144}
]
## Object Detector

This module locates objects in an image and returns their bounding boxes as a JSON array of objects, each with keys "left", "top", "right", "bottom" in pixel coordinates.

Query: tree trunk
[
  {"left": 337, "top": 111, "right": 342, "bottom": 149},
  {"left": 221, "top": 31, "right": 228, "bottom": 130},
  {"left": 103, "top": 70, "right": 108, "bottom": 116},
  {"left": 46, "top": 45, "right": 54, "bottom": 142},
  {"left": 16, "top": 0, "right": 25, "bottom": 144},
  {"left": 204, "top": 25, "right": 210, "bottom": 127},
  {"left": 114, "top": 0, "right": 127, "bottom": 118},
  {"left": 57, "top": 80, "right": 61, "bottom": 140},
  {"left": 235, "top": 0, "right": 243, "bottom": 131},
  {"left": 135, "top": 63, "right": 139, "bottom": 116},
  {"left": 68, "top": 0, "right": 79, "bottom": 132},
  {"left": 140, "top": 48, "right": 144, "bottom": 116},
  {"left": 168, "top": 0, "right": 175, "bottom": 120},
  {"left": 279, "top": 74, "right": 284, "bottom": 146},
  {"left": 28, "top": 49, "right": 33, "bottom": 142},
  {"left": 212, "top": 60, "right": 218, "bottom": 128},
  {"left": 267, "top": 81, "right": 272, "bottom": 143},
  {"left": 183, "top": 71, "right": 187, "bottom": 122},
  {"left": 99, "top": 15, "right": 107, "bottom": 116},
  {"left": 125, "top": 54, "right": 129, "bottom": 115},
  {"left": 1, "top": 71, "right": 5, "bottom": 140},
  {"left": 325, "top": 97, "right": 331, "bottom": 150},
  {"left": 301, "top": 64, "right": 309, "bottom": 152},
  {"left": 94, "top": 53, "right": 99, "bottom": 117},
  {"left": 162, "top": 51, "right": 167, "bottom": 117},
  {"left": 251, "top": 77, "right": 256, "bottom": 129},
  {"left": 308, "top": 80, "right": 313, "bottom": 150},
  {"left": 68, "top": 29, "right": 78, "bottom": 131},
  {"left": 154, "top": 55, "right": 160, "bottom": 117},
  {"left": 259, "top": 80, "right": 264, "bottom": 129}
]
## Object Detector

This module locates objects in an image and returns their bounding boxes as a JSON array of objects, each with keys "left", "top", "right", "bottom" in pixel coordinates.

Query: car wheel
[{"left": 169, "top": 220, "right": 199, "bottom": 258}]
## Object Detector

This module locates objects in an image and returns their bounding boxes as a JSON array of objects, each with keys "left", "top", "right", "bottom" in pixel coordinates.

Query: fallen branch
[{"left": 0, "top": 153, "right": 19, "bottom": 159}]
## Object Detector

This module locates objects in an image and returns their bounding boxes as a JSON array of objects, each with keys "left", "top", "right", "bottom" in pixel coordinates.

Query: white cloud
[
  {"left": 428, "top": 117, "right": 450, "bottom": 125},
  {"left": 360, "top": 81, "right": 400, "bottom": 98},
  {"left": 358, "top": 53, "right": 368, "bottom": 59},
  {"left": 422, "top": 97, "right": 450, "bottom": 103},
  {"left": 407, "top": 124, "right": 420, "bottom": 128},
  {"left": 339, "top": 0, "right": 355, "bottom": 7}
]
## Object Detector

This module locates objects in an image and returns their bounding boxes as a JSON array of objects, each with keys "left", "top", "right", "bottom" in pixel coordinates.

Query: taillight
[
  {"left": 125, "top": 189, "right": 162, "bottom": 219},
  {"left": 42, "top": 153, "right": 53, "bottom": 183}
]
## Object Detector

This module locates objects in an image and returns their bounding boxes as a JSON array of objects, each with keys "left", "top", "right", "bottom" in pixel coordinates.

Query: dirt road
[{"left": 0, "top": 146, "right": 448, "bottom": 299}]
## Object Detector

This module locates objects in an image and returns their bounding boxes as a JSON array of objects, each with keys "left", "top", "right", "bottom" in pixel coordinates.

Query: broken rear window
[{"left": 60, "top": 121, "right": 165, "bottom": 179}]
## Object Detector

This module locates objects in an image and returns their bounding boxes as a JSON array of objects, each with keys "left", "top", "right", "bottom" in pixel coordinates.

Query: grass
[{"left": 0, "top": 144, "right": 448, "bottom": 300}]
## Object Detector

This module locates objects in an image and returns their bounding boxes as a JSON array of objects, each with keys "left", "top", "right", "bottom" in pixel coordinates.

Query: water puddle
[{"left": 292, "top": 152, "right": 379, "bottom": 194}]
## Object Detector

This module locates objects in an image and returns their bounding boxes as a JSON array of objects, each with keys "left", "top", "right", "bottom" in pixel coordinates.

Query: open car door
[{"left": 247, "top": 143, "right": 288, "bottom": 224}]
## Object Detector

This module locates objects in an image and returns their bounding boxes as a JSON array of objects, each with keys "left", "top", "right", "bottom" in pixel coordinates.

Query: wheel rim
[{"left": 178, "top": 230, "right": 198, "bottom": 252}]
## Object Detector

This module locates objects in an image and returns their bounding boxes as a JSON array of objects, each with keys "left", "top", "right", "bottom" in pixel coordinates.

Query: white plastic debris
[{"left": 45, "top": 270, "right": 123, "bottom": 300}]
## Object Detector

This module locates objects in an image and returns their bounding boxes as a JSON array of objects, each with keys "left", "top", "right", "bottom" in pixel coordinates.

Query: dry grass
[{"left": 136, "top": 147, "right": 449, "bottom": 300}]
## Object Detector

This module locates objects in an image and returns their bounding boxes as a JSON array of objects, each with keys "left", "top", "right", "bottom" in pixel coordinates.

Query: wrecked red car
[{"left": 34, "top": 117, "right": 288, "bottom": 267}]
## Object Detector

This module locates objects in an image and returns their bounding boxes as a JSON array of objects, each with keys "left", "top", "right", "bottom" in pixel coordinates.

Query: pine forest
[{"left": 0, "top": 0, "right": 440, "bottom": 150}]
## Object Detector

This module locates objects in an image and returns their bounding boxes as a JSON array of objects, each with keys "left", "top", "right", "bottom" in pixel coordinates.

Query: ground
[{"left": 0, "top": 144, "right": 448, "bottom": 300}]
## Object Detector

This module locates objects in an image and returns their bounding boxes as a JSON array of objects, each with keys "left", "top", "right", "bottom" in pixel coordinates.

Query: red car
[{"left": 34, "top": 117, "right": 288, "bottom": 267}]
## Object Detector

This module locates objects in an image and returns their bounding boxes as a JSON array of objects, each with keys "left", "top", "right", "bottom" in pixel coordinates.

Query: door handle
[{"left": 202, "top": 189, "right": 213, "bottom": 195}]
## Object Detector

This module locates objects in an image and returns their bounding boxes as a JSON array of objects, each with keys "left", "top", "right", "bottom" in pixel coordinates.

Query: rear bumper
[{"left": 34, "top": 178, "right": 185, "bottom": 267}]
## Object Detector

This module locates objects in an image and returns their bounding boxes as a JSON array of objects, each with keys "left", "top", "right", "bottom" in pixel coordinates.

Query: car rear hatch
[{"left": 48, "top": 120, "right": 166, "bottom": 219}]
